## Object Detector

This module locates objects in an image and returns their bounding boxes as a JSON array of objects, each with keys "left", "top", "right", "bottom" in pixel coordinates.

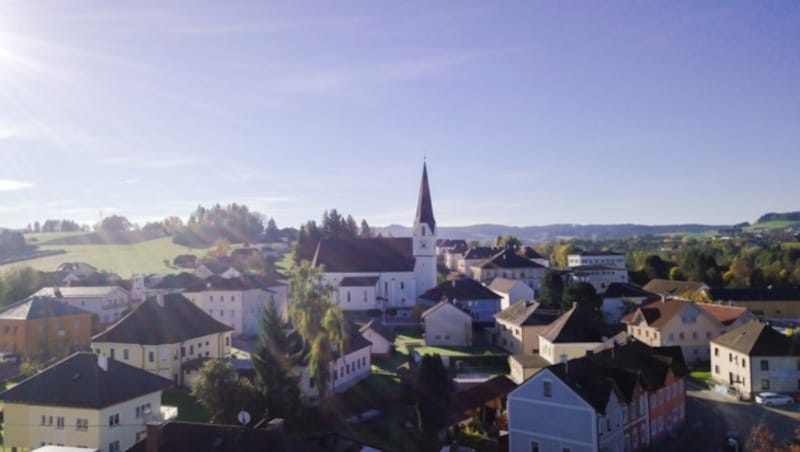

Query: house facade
[
  {"left": 91, "top": 294, "right": 232, "bottom": 387},
  {"left": 711, "top": 320, "right": 800, "bottom": 399},
  {"left": 0, "top": 296, "right": 92, "bottom": 359},
  {"left": 358, "top": 320, "right": 396, "bottom": 357},
  {"left": 703, "top": 287, "right": 800, "bottom": 319},
  {"left": 0, "top": 353, "right": 175, "bottom": 452},
  {"left": 567, "top": 252, "right": 628, "bottom": 293},
  {"left": 456, "top": 246, "right": 499, "bottom": 278},
  {"left": 34, "top": 286, "right": 131, "bottom": 327},
  {"left": 600, "top": 283, "right": 657, "bottom": 324},
  {"left": 296, "top": 326, "right": 372, "bottom": 401},
  {"left": 538, "top": 304, "right": 621, "bottom": 364},
  {"left": 488, "top": 277, "right": 535, "bottom": 311},
  {"left": 419, "top": 278, "right": 503, "bottom": 324},
  {"left": 183, "top": 277, "right": 280, "bottom": 336},
  {"left": 421, "top": 301, "right": 473, "bottom": 347},
  {"left": 471, "top": 249, "right": 547, "bottom": 292},
  {"left": 494, "top": 300, "right": 560, "bottom": 355}
]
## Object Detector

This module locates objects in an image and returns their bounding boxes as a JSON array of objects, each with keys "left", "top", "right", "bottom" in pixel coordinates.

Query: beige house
[
  {"left": 421, "top": 301, "right": 472, "bottom": 347},
  {"left": 508, "top": 353, "right": 550, "bottom": 385},
  {"left": 702, "top": 287, "right": 800, "bottom": 319},
  {"left": 91, "top": 294, "right": 232, "bottom": 387},
  {"left": 471, "top": 249, "right": 547, "bottom": 291},
  {"left": 488, "top": 277, "right": 535, "bottom": 311},
  {"left": 183, "top": 277, "right": 281, "bottom": 336},
  {"left": 622, "top": 299, "right": 755, "bottom": 365},
  {"left": 34, "top": 286, "right": 131, "bottom": 327},
  {"left": 711, "top": 320, "right": 800, "bottom": 399},
  {"left": 538, "top": 304, "right": 622, "bottom": 364},
  {"left": 0, "top": 352, "right": 175, "bottom": 451},
  {"left": 494, "top": 300, "right": 559, "bottom": 355}
]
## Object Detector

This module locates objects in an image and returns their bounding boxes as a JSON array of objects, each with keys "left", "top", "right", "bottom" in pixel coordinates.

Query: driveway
[{"left": 685, "top": 381, "right": 800, "bottom": 449}]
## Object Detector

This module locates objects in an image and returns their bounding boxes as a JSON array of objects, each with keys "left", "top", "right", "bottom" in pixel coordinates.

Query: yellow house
[
  {"left": 0, "top": 352, "right": 175, "bottom": 451},
  {"left": 91, "top": 294, "right": 233, "bottom": 387}
]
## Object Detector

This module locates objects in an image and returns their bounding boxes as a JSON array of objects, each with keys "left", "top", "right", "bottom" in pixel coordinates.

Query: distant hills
[{"left": 375, "top": 223, "right": 731, "bottom": 242}]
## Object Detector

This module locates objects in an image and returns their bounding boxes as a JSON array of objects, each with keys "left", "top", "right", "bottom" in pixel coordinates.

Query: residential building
[
  {"left": 518, "top": 246, "right": 550, "bottom": 268},
  {"left": 193, "top": 262, "right": 242, "bottom": 280},
  {"left": 439, "top": 240, "right": 469, "bottom": 271},
  {"left": 642, "top": 279, "right": 708, "bottom": 299},
  {"left": 711, "top": 320, "right": 800, "bottom": 399},
  {"left": 183, "top": 276, "right": 281, "bottom": 336},
  {"left": 0, "top": 296, "right": 92, "bottom": 359},
  {"left": 508, "top": 353, "right": 550, "bottom": 385},
  {"left": 567, "top": 251, "right": 626, "bottom": 268},
  {"left": 313, "top": 164, "right": 438, "bottom": 317},
  {"left": 34, "top": 286, "right": 131, "bottom": 327},
  {"left": 419, "top": 278, "right": 503, "bottom": 324},
  {"left": 494, "top": 300, "right": 560, "bottom": 355},
  {"left": 334, "top": 276, "right": 380, "bottom": 311},
  {"left": 471, "top": 249, "right": 548, "bottom": 292},
  {"left": 600, "top": 282, "right": 657, "bottom": 324},
  {"left": 91, "top": 294, "right": 232, "bottom": 387},
  {"left": 146, "top": 272, "right": 204, "bottom": 296},
  {"left": 57, "top": 262, "right": 99, "bottom": 279},
  {"left": 508, "top": 341, "right": 688, "bottom": 452},
  {"left": 421, "top": 301, "right": 473, "bottom": 347},
  {"left": 296, "top": 324, "right": 372, "bottom": 400},
  {"left": 622, "top": 298, "right": 755, "bottom": 365},
  {"left": 0, "top": 352, "right": 175, "bottom": 452},
  {"left": 457, "top": 246, "right": 499, "bottom": 278},
  {"left": 702, "top": 287, "right": 800, "bottom": 319},
  {"left": 488, "top": 277, "right": 535, "bottom": 311},
  {"left": 538, "top": 304, "right": 623, "bottom": 364},
  {"left": 358, "top": 320, "right": 396, "bottom": 358},
  {"left": 566, "top": 251, "right": 628, "bottom": 293}
]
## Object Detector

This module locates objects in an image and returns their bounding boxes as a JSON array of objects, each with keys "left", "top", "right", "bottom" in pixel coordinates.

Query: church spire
[{"left": 415, "top": 162, "right": 436, "bottom": 234}]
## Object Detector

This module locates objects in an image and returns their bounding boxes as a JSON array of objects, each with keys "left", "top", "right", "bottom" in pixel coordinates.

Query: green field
[
  {"left": 745, "top": 220, "right": 800, "bottom": 231},
  {"left": 23, "top": 231, "right": 89, "bottom": 243},
  {"left": 0, "top": 236, "right": 210, "bottom": 276}
]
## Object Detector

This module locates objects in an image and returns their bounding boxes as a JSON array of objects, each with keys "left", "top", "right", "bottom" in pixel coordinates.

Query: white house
[
  {"left": 494, "top": 300, "right": 560, "bottom": 355},
  {"left": 193, "top": 262, "right": 242, "bottom": 280},
  {"left": 538, "top": 304, "right": 622, "bottom": 365},
  {"left": 0, "top": 352, "right": 175, "bottom": 452},
  {"left": 421, "top": 301, "right": 473, "bottom": 347},
  {"left": 471, "top": 249, "right": 547, "bottom": 292},
  {"left": 358, "top": 320, "right": 396, "bottom": 357},
  {"left": 91, "top": 294, "right": 233, "bottom": 388},
  {"left": 518, "top": 246, "right": 550, "bottom": 268},
  {"left": 711, "top": 320, "right": 800, "bottom": 399},
  {"left": 34, "top": 286, "right": 131, "bottom": 327},
  {"left": 456, "top": 246, "right": 499, "bottom": 278},
  {"left": 314, "top": 164, "right": 438, "bottom": 318},
  {"left": 567, "top": 251, "right": 626, "bottom": 268},
  {"left": 488, "top": 277, "right": 535, "bottom": 311},
  {"left": 567, "top": 251, "right": 629, "bottom": 293},
  {"left": 600, "top": 282, "right": 657, "bottom": 324},
  {"left": 418, "top": 278, "right": 503, "bottom": 324},
  {"left": 183, "top": 277, "right": 281, "bottom": 336}
]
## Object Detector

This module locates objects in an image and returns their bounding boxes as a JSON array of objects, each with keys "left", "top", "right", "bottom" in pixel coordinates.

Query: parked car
[{"left": 755, "top": 392, "right": 794, "bottom": 406}]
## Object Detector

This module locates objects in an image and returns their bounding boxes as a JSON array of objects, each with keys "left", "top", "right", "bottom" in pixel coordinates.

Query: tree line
[{"left": 294, "top": 209, "right": 374, "bottom": 263}]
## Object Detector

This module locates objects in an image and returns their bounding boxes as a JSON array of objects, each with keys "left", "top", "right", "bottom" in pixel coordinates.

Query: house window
[
  {"left": 729, "top": 353, "right": 733, "bottom": 362},
  {"left": 531, "top": 441, "right": 540, "bottom": 452},
  {"left": 225, "top": 337, "right": 230, "bottom": 346},
  {"left": 714, "top": 347, "right": 719, "bottom": 357},
  {"left": 761, "top": 379, "right": 770, "bottom": 390},
  {"left": 692, "top": 331, "right": 698, "bottom": 339},
  {"left": 76, "top": 418, "right": 88, "bottom": 431},
  {"left": 41, "top": 415, "right": 46, "bottom": 425},
  {"left": 108, "top": 413, "right": 119, "bottom": 427},
  {"left": 347, "top": 292, "right": 351, "bottom": 303},
  {"left": 543, "top": 381, "right": 552, "bottom": 398},
  {"left": 400, "top": 281, "right": 405, "bottom": 290},
  {"left": 562, "top": 448, "right": 572, "bottom": 452},
  {"left": 742, "top": 359, "right": 747, "bottom": 368},
  {"left": 56, "top": 416, "right": 64, "bottom": 429},
  {"left": 678, "top": 332, "right": 684, "bottom": 340},
  {"left": 761, "top": 360, "right": 769, "bottom": 371},
  {"left": 149, "top": 351, "right": 155, "bottom": 362},
  {"left": 714, "top": 365, "right": 719, "bottom": 374},
  {"left": 110, "top": 348, "right": 115, "bottom": 360},
  {"left": 123, "top": 349, "right": 129, "bottom": 360},
  {"left": 109, "top": 440, "right": 121, "bottom": 452}
]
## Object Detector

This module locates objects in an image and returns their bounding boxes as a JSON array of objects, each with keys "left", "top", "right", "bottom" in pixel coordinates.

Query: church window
[
  {"left": 400, "top": 281, "right": 405, "bottom": 290},
  {"left": 347, "top": 292, "right": 351, "bottom": 303},
  {"left": 364, "top": 291, "right": 367, "bottom": 302},
  {"left": 421, "top": 227, "right": 425, "bottom": 236}
]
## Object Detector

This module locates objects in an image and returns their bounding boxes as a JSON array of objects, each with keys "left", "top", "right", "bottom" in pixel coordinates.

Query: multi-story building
[
  {"left": 420, "top": 301, "right": 473, "bottom": 347},
  {"left": 711, "top": 319, "right": 800, "bottom": 399},
  {"left": 0, "top": 352, "right": 175, "bottom": 451},
  {"left": 567, "top": 251, "right": 628, "bottom": 293},
  {"left": 183, "top": 276, "right": 281, "bottom": 336},
  {"left": 622, "top": 298, "right": 755, "bottom": 365},
  {"left": 538, "top": 304, "right": 623, "bottom": 364},
  {"left": 508, "top": 341, "right": 687, "bottom": 452},
  {"left": 91, "top": 294, "right": 232, "bottom": 387},
  {"left": 494, "top": 300, "right": 559, "bottom": 355},
  {"left": 34, "top": 286, "right": 131, "bottom": 327},
  {"left": 600, "top": 282, "right": 658, "bottom": 324},
  {"left": 567, "top": 251, "right": 626, "bottom": 268},
  {"left": 419, "top": 278, "right": 503, "bottom": 324},
  {"left": 488, "top": 277, "right": 535, "bottom": 311},
  {"left": 471, "top": 249, "right": 547, "bottom": 292},
  {"left": 456, "top": 246, "right": 499, "bottom": 278},
  {"left": 0, "top": 296, "right": 92, "bottom": 359}
]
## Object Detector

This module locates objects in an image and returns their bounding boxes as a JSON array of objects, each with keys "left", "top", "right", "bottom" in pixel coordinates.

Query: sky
[{"left": 0, "top": 1, "right": 798, "bottom": 229}]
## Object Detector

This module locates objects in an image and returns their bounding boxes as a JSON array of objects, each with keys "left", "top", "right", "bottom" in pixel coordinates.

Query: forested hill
[
  {"left": 377, "top": 223, "right": 728, "bottom": 242},
  {"left": 757, "top": 212, "right": 800, "bottom": 223}
]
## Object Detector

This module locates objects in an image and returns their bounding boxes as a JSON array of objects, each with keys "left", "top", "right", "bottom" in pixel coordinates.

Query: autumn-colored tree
[{"left": 746, "top": 424, "right": 775, "bottom": 452}]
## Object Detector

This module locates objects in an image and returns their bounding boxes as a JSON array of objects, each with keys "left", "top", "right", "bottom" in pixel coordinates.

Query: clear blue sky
[{"left": 0, "top": 1, "right": 798, "bottom": 229}]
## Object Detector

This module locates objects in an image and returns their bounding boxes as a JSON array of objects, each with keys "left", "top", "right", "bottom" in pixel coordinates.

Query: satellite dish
[{"left": 237, "top": 410, "right": 251, "bottom": 426}]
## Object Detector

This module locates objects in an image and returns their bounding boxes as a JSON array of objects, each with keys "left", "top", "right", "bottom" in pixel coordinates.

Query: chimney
[
  {"left": 98, "top": 353, "right": 108, "bottom": 372},
  {"left": 146, "top": 421, "right": 165, "bottom": 452}
]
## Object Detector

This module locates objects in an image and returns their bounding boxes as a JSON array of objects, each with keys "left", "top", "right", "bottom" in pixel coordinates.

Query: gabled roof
[
  {"left": 0, "top": 352, "right": 171, "bottom": 409},
  {"left": 242, "top": 273, "right": 287, "bottom": 289},
  {"left": 705, "top": 287, "right": 800, "bottom": 302},
  {"left": 198, "top": 261, "right": 236, "bottom": 275},
  {"left": 540, "top": 306, "right": 619, "bottom": 343},
  {"left": 340, "top": 276, "right": 380, "bottom": 287},
  {"left": 494, "top": 300, "right": 560, "bottom": 327},
  {"left": 358, "top": 319, "right": 397, "bottom": 343},
  {"left": 696, "top": 303, "right": 752, "bottom": 326},
  {"left": 463, "top": 247, "right": 500, "bottom": 260},
  {"left": 91, "top": 294, "right": 233, "bottom": 345},
  {"left": 518, "top": 246, "right": 545, "bottom": 260},
  {"left": 622, "top": 298, "right": 719, "bottom": 330},
  {"left": 415, "top": 162, "right": 436, "bottom": 233},
  {"left": 602, "top": 282, "right": 655, "bottom": 299},
  {"left": 35, "top": 286, "right": 127, "bottom": 298},
  {"left": 643, "top": 279, "right": 707, "bottom": 296},
  {"left": 419, "top": 278, "right": 502, "bottom": 302},
  {"left": 184, "top": 276, "right": 273, "bottom": 293},
  {"left": 451, "top": 375, "right": 517, "bottom": 422},
  {"left": 509, "top": 353, "right": 551, "bottom": 369},
  {"left": 152, "top": 272, "right": 204, "bottom": 290},
  {"left": 312, "top": 237, "right": 415, "bottom": 273},
  {"left": 0, "top": 296, "right": 90, "bottom": 320},
  {"left": 488, "top": 277, "right": 530, "bottom": 294},
  {"left": 712, "top": 320, "right": 800, "bottom": 356},
  {"left": 475, "top": 249, "right": 546, "bottom": 270},
  {"left": 421, "top": 301, "right": 471, "bottom": 320}
]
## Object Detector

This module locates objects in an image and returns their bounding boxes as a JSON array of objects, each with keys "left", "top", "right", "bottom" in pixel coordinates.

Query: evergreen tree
[
  {"left": 416, "top": 354, "right": 450, "bottom": 449},
  {"left": 251, "top": 305, "right": 301, "bottom": 420}
]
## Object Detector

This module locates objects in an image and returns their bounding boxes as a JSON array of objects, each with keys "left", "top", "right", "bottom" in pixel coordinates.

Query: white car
[{"left": 755, "top": 392, "right": 794, "bottom": 406}]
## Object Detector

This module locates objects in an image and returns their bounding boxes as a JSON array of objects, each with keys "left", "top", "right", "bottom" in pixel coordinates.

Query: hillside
[{"left": 376, "top": 223, "right": 728, "bottom": 242}]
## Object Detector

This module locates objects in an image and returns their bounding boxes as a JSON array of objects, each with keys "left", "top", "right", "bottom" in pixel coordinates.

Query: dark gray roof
[
  {"left": 643, "top": 279, "right": 707, "bottom": 296},
  {"left": 340, "top": 276, "right": 380, "bottom": 287},
  {"left": 540, "top": 306, "right": 620, "bottom": 343},
  {"left": 0, "top": 352, "right": 171, "bottom": 408},
  {"left": 510, "top": 353, "right": 551, "bottom": 369},
  {"left": 712, "top": 320, "right": 800, "bottom": 356},
  {"left": 475, "top": 249, "right": 546, "bottom": 270},
  {"left": 415, "top": 163, "right": 436, "bottom": 233},
  {"left": 707, "top": 287, "right": 800, "bottom": 302},
  {"left": 488, "top": 277, "right": 528, "bottom": 294},
  {"left": 573, "top": 250, "right": 624, "bottom": 256},
  {"left": 185, "top": 276, "right": 274, "bottom": 293},
  {"left": 312, "top": 237, "right": 415, "bottom": 273},
  {"left": 494, "top": 300, "right": 560, "bottom": 327},
  {"left": 518, "top": 246, "right": 545, "bottom": 260},
  {"left": 358, "top": 319, "right": 397, "bottom": 343},
  {"left": 0, "top": 296, "right": 90, "bottom": 320},
  {"left": 419, "top": 278, "right": 502, "bottom": 302},
  {"left": 463, "top": 246, "right": 500, "bottom": 260},
  {"left": 152, "top": 272, "right": 204, "bottom": 290},
  {"left": 602, "top": 282, "right": 655, "bottom": 299},
  {"left": 92, "top": 294, "right": 232, "bottom": 345}
]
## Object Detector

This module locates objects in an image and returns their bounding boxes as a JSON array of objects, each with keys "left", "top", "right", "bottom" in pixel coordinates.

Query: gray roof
[
  {"left": 475, "top": 249, "right": 546, "bottom": 270},
  {"left": 419, "top": 278, "right": 502, "bottom": 302},
  {"left": 494, "top": 300, "right": 560, "bottom": 327},
  {"left": 312, "top": 237, "right": 415, "bottom": 273},
  {"left": 488, "top": 277, "right": 528, "bottom": 294},
  {"left": 358, "top": 319, "right": 397, "bottom": 343},
  {"left": 539, "top": 306, "right": 620, "bottom": 343},
  {"left": 0, "top": 296, "right": 90, "bottom": 320},
  {"left": 0, "top": 352, "right": 171, "bottom": 408},
  {"left": 712, "top": 320, "right": 800, "bottom": 356},
  {"left": 643, "top": 279, "right": 707, "bottom": 296},
  {"left": 35, "top": 286, "right": 127, "bottom": 298},
  {"left": 340, "top": 276, "right": 380, "bottom": 287},
  {"left": 510, "top": 353, "right": 551, "bottom": 369}
]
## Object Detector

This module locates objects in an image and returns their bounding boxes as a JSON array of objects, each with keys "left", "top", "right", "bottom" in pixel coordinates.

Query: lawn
[
  {"left": 745, "top": 220, "right": 800, "bottom": 231},
  {"left": 0, "top": 236, "right": 211, "bottom": 276},
  {"left": 689, "top": 370, "right": 712, "bottom": 385},
  {"left": 161, "top": 388, "right": 211, "bottom": 422},
  {"left": 395, "top": 329, "right": 506, "bottom": 358},
  {"left": 23, "top": 231, "right": 89, "bottom": 243},
  {"left": 276, "top": 250, "right": 294, "bottom": 274}
]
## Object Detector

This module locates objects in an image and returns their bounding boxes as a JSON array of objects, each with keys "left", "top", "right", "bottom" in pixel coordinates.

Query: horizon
[{"left": 1, "top": 2, "right": 799, "bottom": 229}]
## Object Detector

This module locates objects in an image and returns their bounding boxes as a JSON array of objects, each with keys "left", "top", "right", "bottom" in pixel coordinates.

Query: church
[{"left": 312, "top": 163, "right": 438, "bottom": 317}]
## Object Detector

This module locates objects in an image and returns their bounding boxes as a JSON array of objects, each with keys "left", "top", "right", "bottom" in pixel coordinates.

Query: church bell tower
[{"left": 413, "top": 162, "right": 437, "bottom": 295}]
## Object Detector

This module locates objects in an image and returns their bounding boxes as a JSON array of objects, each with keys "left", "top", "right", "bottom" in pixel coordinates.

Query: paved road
[{"left": 685, "top": 381, "right": 800, "bottom": 450}]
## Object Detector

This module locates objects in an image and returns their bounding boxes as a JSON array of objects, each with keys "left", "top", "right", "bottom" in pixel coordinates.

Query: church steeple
[{"left": 415, "top": 162, "right": 436, "bottom": 234}]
